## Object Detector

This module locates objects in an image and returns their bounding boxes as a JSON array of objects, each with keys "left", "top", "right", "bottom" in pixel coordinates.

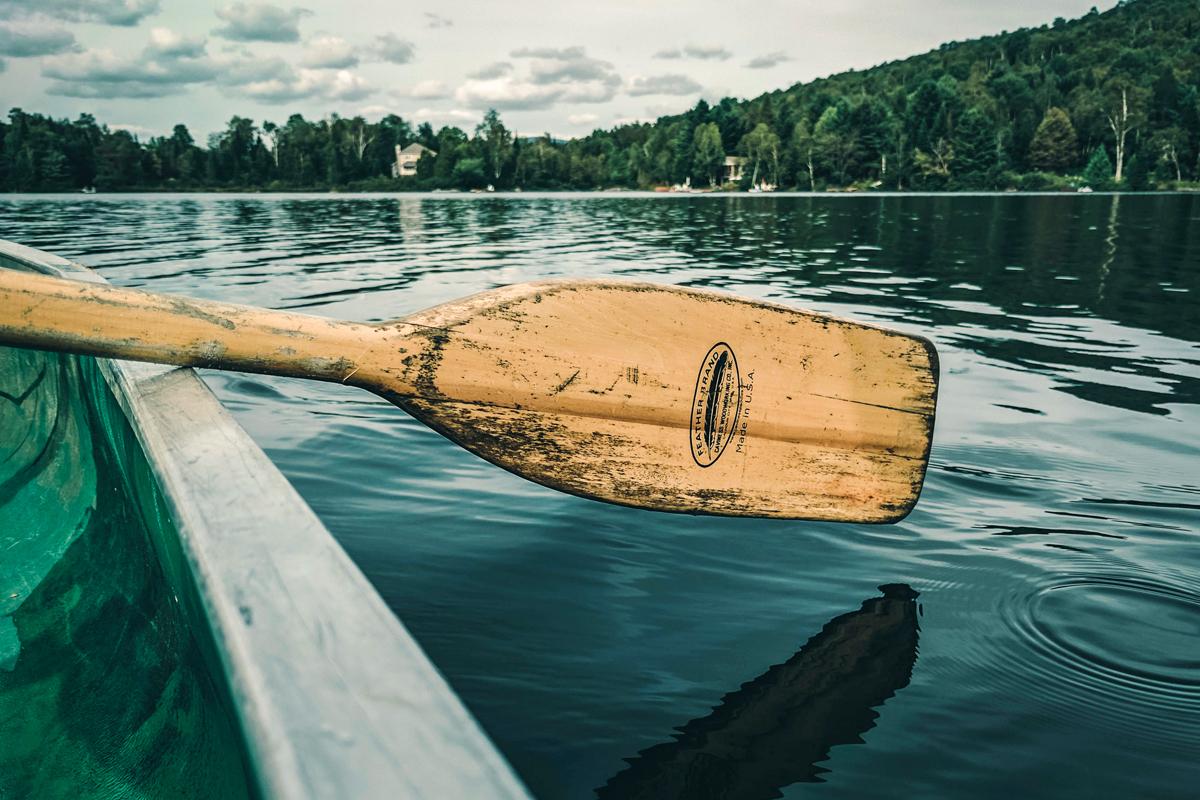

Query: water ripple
[{"left": 999, "top": 571, "right": 1200, "bottom": 757}]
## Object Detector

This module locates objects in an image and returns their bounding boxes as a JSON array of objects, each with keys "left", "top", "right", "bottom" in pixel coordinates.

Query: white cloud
[
  {"left": 0, "top": 0, "right": 160, "bottom": 26},
  {"left": 317, "top": 69, "right": 373, "bottom": 101},
  {"left": 424, "top": 12, "right": 450, "bottom": 28},
  {"left": 147, "top": 27, "right": 206, "bottom": 58},
  {"left": 652, "top": 44, "right": 733, "bottom": 62},
  {"left": 455, "top": 77, "right": 619, "bottom": 111},
  {"left": 212, "top": 50, "right": 290, "bottom": 85},
  {"left": 413, "top": 107, "right": 477, "bottom": 126},
  {"left": 512, "top": 45, "right": 617, "bottom": 85},
  {"left": 410, "top": 79, "right": 448, "bottom": 98},
  {"left": 455, "top": 77, "right": 561, "bottom": 111},
  {"left": 357, "top": 104, "right": 394, "bottom": 116},
  {"left": 567, "top": 113, "right": 598, "bottom": 125},
  {"left": 42, "top": 45, "right": 217, "bottom": 98},
  {"left": 747, "top": 51, "right": 790, "bottom": 69},
  {"left": 0, "top": 24, "right": 77, "bottom": 56},
  {"left": 236, "top": 67, "right": 373, "bottom": 103},
  {"left": 38, "top": 29, "right": 369, "bottom": 104},
  {"left": 303, "top": 35, "right": 357, "bottom": 68},
  {"left": 371, "top": 32, "right": 413, "bottom": 65},
  {"left": 561, "top": 81, "right": 619, "bottom": 103},
  {"left": 468, "top": 61, "right": 512, "bottom": 80},
  {"left": 683, "top": 44, "right": 731, "bottom": 61},
  {"left": 530, "top": 56, "right": 613, "bottom": 84},
  {"left": 213, "top": 3, "right": 311, "bottom": 43},
  {"left": 626, "top": 74, "right": 702, "bottom": 97},
  {"left": 457, "top": 45, "right": 620, "bottom": 110},
  {"left": 46, "top": 81, "right": 172, "bottom": 98},
  {"left": 510, "top": 46, "right": 577, "bottom": 59}
]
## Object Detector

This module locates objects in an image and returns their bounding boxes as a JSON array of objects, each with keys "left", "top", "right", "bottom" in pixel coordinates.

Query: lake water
[{"left": 3, "top": 192, "right": 1198, "bottom": 799}]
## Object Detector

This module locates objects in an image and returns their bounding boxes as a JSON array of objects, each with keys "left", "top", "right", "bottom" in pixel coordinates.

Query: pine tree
[
  {"left": 952, "top": 108, "right": 996, "bottom": 184},
  {"left": 12, "top": 146, "right": 35, "bottom": 191},
  {"left": 1124, "top": 150, "right": 1150, "bottom": 191},
  {"left": 672, "top": 120, "right": 695, "bottom": 185},
  {"left": 1028, "top": 107, "right": 1078, "bottom": 173},
  {"left": 40, "top": 150, "right": 71, "bottom": 190},
  {"left": 1081, "top": 147, "right": 1113, "bottom": 189}
]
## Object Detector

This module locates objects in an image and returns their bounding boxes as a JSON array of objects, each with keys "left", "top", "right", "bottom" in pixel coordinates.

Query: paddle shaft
[
  {"left": 0, "top": 268, "right": 422, "bottom": 392},
  {"left": 1, "top": 268, "right": 815, "bottom": 438}
]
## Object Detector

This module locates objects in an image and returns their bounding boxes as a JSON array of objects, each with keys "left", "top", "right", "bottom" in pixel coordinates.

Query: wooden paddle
[{"left": 0, "top": 268, "right": 938, "bottom": 521}]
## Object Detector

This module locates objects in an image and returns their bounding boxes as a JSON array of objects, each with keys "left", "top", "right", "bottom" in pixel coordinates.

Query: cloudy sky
[{"left": 1, "top": 0, "right": 1116, "bottom": 140}]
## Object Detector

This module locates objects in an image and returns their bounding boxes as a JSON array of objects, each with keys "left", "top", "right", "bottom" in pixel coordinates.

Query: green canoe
[{"left": 0, "top": 240, "right": 531, "bottom": 800}]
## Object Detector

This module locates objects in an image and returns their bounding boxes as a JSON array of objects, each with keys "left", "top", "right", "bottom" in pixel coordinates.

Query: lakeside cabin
[
  {"left": 393, "top": 143, "right": 435, "bottom": 178},
  {"left": 724, "top": 156, "right": 745, "bottom": 184}
]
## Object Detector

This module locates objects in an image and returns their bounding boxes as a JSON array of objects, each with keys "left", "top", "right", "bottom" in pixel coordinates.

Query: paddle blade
[{"left": 385, "top": 280, "right": 938, "bottom": 522}]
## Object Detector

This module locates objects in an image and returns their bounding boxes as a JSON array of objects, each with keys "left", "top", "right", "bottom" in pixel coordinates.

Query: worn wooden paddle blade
[
  {"left": 381, "top": 280, "right": 938, "bottom": 522},
  {"left": 0, "top": 268, "right": 937, "bottom": 521}
]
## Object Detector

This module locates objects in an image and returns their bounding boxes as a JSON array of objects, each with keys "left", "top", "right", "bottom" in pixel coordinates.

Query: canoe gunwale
[{"left": 0, "top": 239, "right": 532, "bottom": 800}]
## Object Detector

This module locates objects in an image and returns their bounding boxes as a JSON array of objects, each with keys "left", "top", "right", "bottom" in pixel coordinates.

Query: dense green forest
[{"left": 4, "top": 0, "right": 1200, "bottom": 192}]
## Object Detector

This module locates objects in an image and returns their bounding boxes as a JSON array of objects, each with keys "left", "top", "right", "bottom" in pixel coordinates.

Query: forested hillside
[{"left": 3, "top": 0, "right": 1199, "bottom": 192}]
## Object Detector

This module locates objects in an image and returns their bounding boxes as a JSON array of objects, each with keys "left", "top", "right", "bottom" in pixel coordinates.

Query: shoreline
[{"left": 2, "top": 189, "right": 1191, "bottom": 199}]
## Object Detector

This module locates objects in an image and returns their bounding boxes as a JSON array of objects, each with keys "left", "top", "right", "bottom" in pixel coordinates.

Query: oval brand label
[{"left": 690, "top": 343, "right": 743, "bottom": 467}]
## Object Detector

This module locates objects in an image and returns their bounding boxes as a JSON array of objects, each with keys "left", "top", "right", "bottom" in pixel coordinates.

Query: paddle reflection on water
[{"left": 596, "top": 584, "right": 920, "bottom": 800}]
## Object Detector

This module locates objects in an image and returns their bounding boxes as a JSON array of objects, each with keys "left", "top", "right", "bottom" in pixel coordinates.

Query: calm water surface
[{"left": 3, "top": 192, "right": 1198, "bottom": 799}]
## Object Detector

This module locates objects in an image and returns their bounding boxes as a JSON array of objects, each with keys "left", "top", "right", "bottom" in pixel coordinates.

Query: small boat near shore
[{"left": 0, "top": 240, "right": 533, "bottom": 800}]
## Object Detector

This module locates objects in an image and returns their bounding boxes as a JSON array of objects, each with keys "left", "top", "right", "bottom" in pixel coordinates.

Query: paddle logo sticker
[{"left": 690, "top": 343, "right": 743, "bottom": 467}]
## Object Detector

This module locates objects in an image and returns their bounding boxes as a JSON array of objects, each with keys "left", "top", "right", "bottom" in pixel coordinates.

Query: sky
[{"left": 0, "top": 0, "right": 1119, "bottom": 141}]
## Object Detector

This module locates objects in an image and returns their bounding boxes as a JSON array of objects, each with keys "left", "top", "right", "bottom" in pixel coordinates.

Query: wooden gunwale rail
[{"left": 0, "top": 239, "right": 532, "bottom": 800}]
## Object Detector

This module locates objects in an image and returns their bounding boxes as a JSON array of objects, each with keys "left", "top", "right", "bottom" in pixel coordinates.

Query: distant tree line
[{"left": 3, "top": 0, "right": 1200, "bottom": 193}]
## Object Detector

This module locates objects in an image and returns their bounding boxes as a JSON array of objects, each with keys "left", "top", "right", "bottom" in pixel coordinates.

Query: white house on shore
[
  {"left": 393, "top": 143, "right": 435, "bottom": 178},
  {"left": 723, "top": 156, "right": 746, "bottom": 183}
]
